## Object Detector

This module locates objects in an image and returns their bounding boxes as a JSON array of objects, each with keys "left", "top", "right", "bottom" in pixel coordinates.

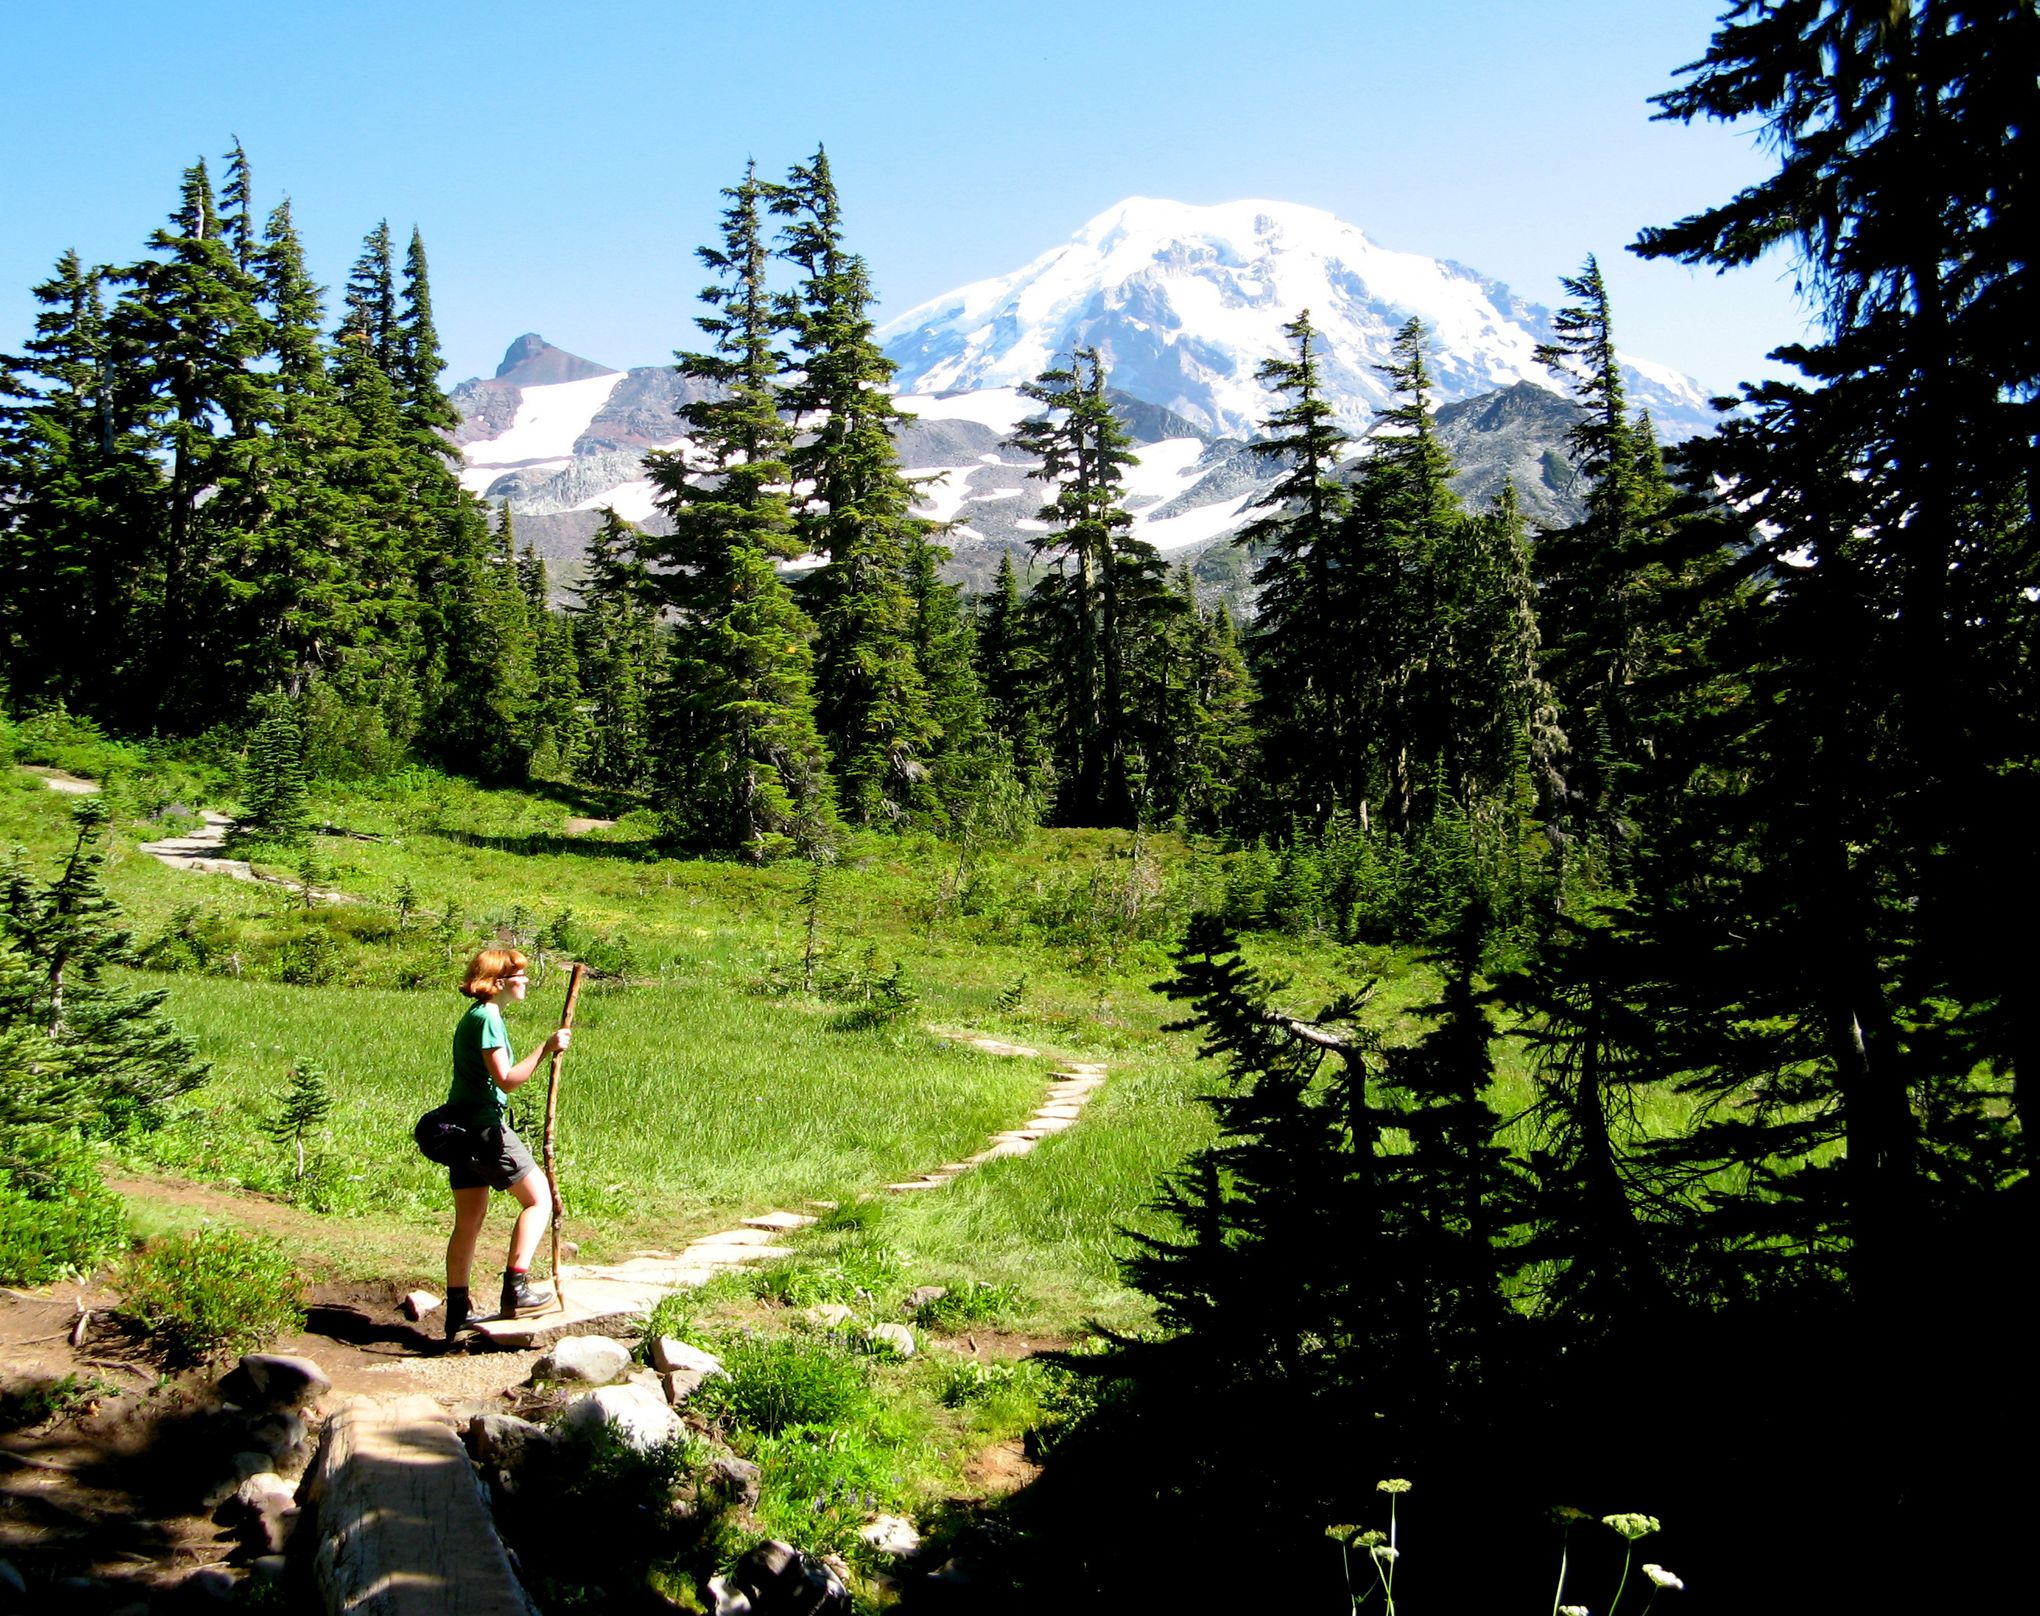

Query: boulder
[
  {"left": 649, "top": 1337, "right": 725, "bottom": 1376},
  {"left": 465, "top": 1413, "right": 553, "bottom": 1471},
  {"left": 800, "top": 1304, "right": 856, "bottom": 1330},
  {"left": 862, "top": 1322, "right": 917, "bottom": 1359},
  {"left": 708, "top": 1454, "right": 762, "bottom": 1511},
  {"left": 229, "top": 1471, "right": 300, "bottom": 1554},
  {"left": 233, "top": 1353, "right": 331, "bottom": 1410},
  {"left": 247, "top": 1410, "right": 308, "bottom": 1466},
  {"left": 182, "top": 1564, "right": 237, "bottom": 1602},
  {"left": 651, "top": 1337, "right": 726, "bottom": 1402},
  {"left": 539, "top": 1334, "right": 631, "bottom": 1385},
  {"left": 859, "top": 1513, "right": 923, "bottom": 1557},
  {"left": 563, "top": 1382, "right": 682, "bottom": 1450},
  {"left": 712, "top": 1540, "right": 851, "bottom": 1616}
]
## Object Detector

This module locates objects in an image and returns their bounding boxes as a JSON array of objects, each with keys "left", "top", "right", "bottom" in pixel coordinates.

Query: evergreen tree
[
  {"left": 1531, "top": 258, "right": 1684, "bottom": 883},
  {"left": 265, "top": 1058, "right": 333, "bottom": 1183},
  {"left": 776, "top": 148, "right": 941, "bottom": 828},
  {"left": 0, "top": 250, "right": 164, "bottom": 717},
  {"left": 396, "top": 227, "right": 460, "bottom": 442},
  {"left": 1008, "top": 349, "right": 1162, "bottom": 825},
  {"left": 571, "top": 508, "right": 663, "bottom": 791},
  {"left": 974, "top": 551, "right": 1053, "bottom": 792},
  {"left": 643, "top": 164, "right": 839, "bottom": 857},
  {"left": 0, "top": 800, "right": 208, "bottom": 1134},
  {"left": 241, "top": 695, "right": 310, "bottom": 841},
  {"left": 108, "top": 158, "right": 270, "bottom": 725},
  {"left": 340, "top": 219, "right": 399, "bottom": 374},
  {"left": 1236, "top": 310, "right": 1352, "bottom": 820}
]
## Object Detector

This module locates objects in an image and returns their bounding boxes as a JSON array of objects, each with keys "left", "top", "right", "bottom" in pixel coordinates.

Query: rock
[
  {"left": 720, "top": 1541, "right": 851, "bottom": 1616},
  {"left": 800, "top": 1304, "right": 855, "bottom": 1330},
  {"left": 247, "top": 1410, "right": 308, "bottom": 1466},
  {"left": 904, "top": 1286, "right": 948, "bottom": 1314},
  {"left": 229, "top": 1471, "right": 300, "bottom": 1554},
  {"left": 707, "top": 1454, "right": 762, "bottom": 1511},
  {"left": 235, "top": 1353, "right": 330, "bottom": 1409},
  {"left": 859, "top": 1513, "right": 923, "bottom": 1557},
  {"left": 563, "top": 1382, "right": 682, "bottom": 1450},
  {"left": 651, "top": 1338, "right": 727, "bottom": 1401},
  {"left": 182, "top": 1564, "right": 237, "bottom": 1602},
  {"left": 466, "top": 1413, "right": 552, "bottom": 1470},
  {"left": 862, "top": 1322, "right": 917, "bottom": 1358},
  {"left": 539, "top": 1334, "right": 631, "bottom": 1385},
  {"left": 400, "top": 1290, "right": 441, "bottom": 1322},
  {"left": 201, "top": 1450, "right": 281, "bottom": 1510}
]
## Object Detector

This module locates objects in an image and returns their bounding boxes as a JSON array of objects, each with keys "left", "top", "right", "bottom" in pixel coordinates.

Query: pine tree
[
  {"left": 108, "top": 157, "right": 270, "bottom": 725},
  {"left": 571, "top": 508, "right": 662, "bottom": 791},
  {"left": 396, "top": 227, "right": 460, "bottom": 442},
  {"left": 265, "top": 1058, "right": 333, "bottom": 1183},
  {"left": 776, "top": 148, "right": 940, "bottom": 828},
  {"left": 241, "top": 695, "right": 310, "bottom": 841},
  {"left": 1236, "top": 310, "right": 1352, "bottom": 820},
  {"left": 643, "top": 163, "right": 839, "bottom": 857},
  {"left": 0, "top": 800, "right": 208, "bottom": 1134},
  {"left": 1531, "top": 258, "right": 1683, "bottom": 884},
  {"left": 0, "top": 250, "right": 165, "bottom": 717},
  {"left": 340, "top": 220, "right": 399, "bottom": 374},
  {"left": 1009, "top": 348, "right": 1160, "bottom": 826},
  {"left": 975, "top": 551, "right": 1053, "bottom": 792}
]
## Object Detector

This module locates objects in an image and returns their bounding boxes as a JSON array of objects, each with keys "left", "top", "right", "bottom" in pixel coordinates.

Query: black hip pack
[{"left": 413, "top": 1104, "right": 473, "bottom": 1167}]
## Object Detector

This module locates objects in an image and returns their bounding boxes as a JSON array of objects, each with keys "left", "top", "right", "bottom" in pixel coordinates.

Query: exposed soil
[{"left": 0, "top": 1236, "right": 539, "bottom": 1607}]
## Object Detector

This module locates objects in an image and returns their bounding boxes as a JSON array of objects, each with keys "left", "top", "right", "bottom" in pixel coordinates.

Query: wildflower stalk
[{"left": 1549, "top": 1533, "right": 1570, "bottom": 1616}]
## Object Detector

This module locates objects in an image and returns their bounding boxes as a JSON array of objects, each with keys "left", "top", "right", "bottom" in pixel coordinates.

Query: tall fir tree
[
  {"left": 643, "top": 163, "right": 839, "bottom": 857},
  {"left": 1008, "top": 348, "right": 1164, "bottom": 826},
  {"left": 570, "top": 508, "right": 663, "bottom": 792},
  {"left": 1531, "top": 257, "right": 1685, "bottom": 885},
  {"left": 1236, "top": 310, "right": 1352, "bottom": 821},
  {"left": 108, "top": 157, "right": 270, "bottom": 725},
  {"left": 776, "top": 148, "right": 940, "bottom": 827},
  {"left": 0, "top": 250, "right": 164, "bottom": 717}
]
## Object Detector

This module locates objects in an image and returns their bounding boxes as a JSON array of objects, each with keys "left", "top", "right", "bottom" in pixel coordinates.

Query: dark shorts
[{"left": 448, "top": 1124, "right": 540, "bottom": 1193}]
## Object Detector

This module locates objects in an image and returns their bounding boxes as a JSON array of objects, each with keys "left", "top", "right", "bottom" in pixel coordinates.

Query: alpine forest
[{"left": 2, "top": 5, "right": 2036, "bottom": 1610}]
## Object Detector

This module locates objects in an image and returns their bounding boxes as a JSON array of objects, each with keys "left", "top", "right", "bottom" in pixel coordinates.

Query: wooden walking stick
[{"left": 542, "top": 962, "right": 586, "bottom": 1314}]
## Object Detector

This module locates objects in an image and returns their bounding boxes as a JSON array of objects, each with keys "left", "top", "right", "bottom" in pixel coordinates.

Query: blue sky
[{"left": 3, "top": 0, "right": 1808, "bottom": 397}]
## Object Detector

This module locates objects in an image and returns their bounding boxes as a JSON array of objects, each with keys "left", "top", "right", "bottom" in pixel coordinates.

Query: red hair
[{"left": 460, "top": 947, "right": 529, "bottom": 999}]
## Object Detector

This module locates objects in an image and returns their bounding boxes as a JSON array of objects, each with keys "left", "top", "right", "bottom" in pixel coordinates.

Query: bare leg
[
  {"left": 506, "top": 1169, "right": 551, "bottom": 1273},
  {"left": 446, "top": 1186, "right": 491, "bottom": 1290}
]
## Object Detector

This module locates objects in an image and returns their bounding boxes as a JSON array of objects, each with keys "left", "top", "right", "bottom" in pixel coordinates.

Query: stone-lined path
[{"left": 472, "top": 1036, "right": 1107, "bottom": 1349}]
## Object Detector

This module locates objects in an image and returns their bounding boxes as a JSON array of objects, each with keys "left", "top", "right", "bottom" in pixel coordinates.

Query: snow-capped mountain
[
  {"left": 877, "top": 197, "right": 1712, "bottom": 441},
  {"left": 451, "top": 197, "right": 1703, "bottom": 586}
]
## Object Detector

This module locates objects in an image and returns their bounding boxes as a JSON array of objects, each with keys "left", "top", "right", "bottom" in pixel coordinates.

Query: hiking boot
[
  {"left": 500, "top": 1269, "right": 553, "bottom": 1316},
  {"left": 443, "top": 1287, "right": 470, "bottom": 1340}
]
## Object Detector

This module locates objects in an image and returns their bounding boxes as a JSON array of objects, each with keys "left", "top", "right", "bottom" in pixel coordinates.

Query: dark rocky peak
[
  {"left": 494, "top": 334, "right": 618, "bottom": 388},
  {"left": 1435, "top": 379, "right": 1579, "bottom": 436}
]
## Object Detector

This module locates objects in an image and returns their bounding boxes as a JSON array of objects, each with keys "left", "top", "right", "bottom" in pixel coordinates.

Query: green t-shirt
[{"left": 448, "top": 1000, "right": 512, "bottom": 1129}]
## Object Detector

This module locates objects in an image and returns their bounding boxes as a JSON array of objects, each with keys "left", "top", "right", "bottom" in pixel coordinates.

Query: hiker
[{"left": 442, "top": 946, "right": 570, "bottom": 1338}]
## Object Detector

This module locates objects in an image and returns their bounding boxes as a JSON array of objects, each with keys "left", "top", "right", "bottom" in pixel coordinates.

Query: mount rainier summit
[{"left": 453, "top": 197, "right": 1713, "bottom": 587}]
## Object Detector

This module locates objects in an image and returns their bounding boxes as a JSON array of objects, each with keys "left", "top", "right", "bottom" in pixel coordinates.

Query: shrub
[
  {"left": 0, "top": 1132, "right": 128, "bottom": 1285},
  {"left": 113, "top": 1226, "right": 306, "bottom": 1362},
  {"left": 914, "top": 1280, "right": 1021, "bottom": 1330},
  {"left": 757, "top": 1239, "right": 906, "bottom": 1309},
  {"left": 692, "top": 1332, "right": 871, "bottom": 1435},
  {"left": 746, "top": 1423, "right": 909, "bottom": 1560}
]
